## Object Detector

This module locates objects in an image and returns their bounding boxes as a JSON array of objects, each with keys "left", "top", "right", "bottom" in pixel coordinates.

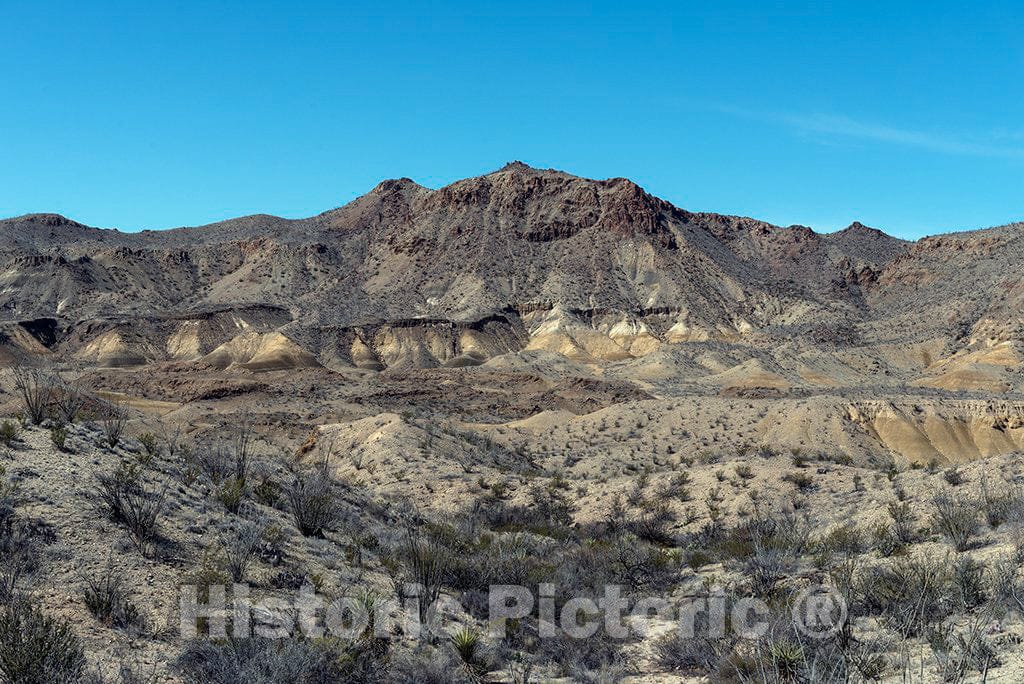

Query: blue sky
[{"left": 1, "top": 1, "right": 1021, "bottom": 239}]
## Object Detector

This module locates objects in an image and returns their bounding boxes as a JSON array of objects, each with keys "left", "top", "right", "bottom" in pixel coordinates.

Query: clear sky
[{"left": 1, "top": 1, "right": 1021, "bottom": 239}]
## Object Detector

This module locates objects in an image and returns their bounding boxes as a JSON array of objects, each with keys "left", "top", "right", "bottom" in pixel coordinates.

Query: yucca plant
[
  {"left": 451, "top": 627, "right": 488, "bottom": 677},
  {"left": 768, "top": 639, "right": 804, "bottom": 683}
]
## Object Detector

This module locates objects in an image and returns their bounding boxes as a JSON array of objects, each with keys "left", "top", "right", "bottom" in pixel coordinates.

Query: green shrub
[
  {"left": 887, "top": 500, "right": 916, "bottom": 544},
  {"left": 0, "top": 597, "right": 86, "bottom": 684},
  {"left": 522, "top": 483, "right": 577, "bottom": 533},
  {"left": 952, "top": 556, "right": 986, "bottom": 609},
  {"left": 943, "top": 468, "right": 967, "bottom": 486},
  {"left": 182, "top": 551, "right": 232, "bottom": 605},
  {"left": 253, "top": 476, "right": 282, "bottom": 507},
  {"left": 781, "top": 471, "right": 815, "bottom": 491},
  {"left": 656, "top": 472, "right": 692, "bottom": 501},
  {"left": 628, "top": 501, "right": 678, "bottom": 545},
  {"left": 821, "top": 452, "right": 854, "bottom": 466},
  {"left": 137, "top": 432, "right": 158, "bottom": 461},
  {"left": 687, "top": 549, "right": 714, "bottom": 569},
  {"left": 489, "top": 479, "right": 510, "bottom": 499},
  {"left": 734, "top": 464, "right": 755, "bottom": 480},
  {"left": 0, "top": 421, "right": 18, "bottom": 448},
  {"left": 216, "top": 477, "right": 246, "bottom": 514},
  {"left": 817, "top": 523, "right": 868, "bottom": 557},
  {"left": 49, "top": 425, "right": 68, "bottom": 452}
]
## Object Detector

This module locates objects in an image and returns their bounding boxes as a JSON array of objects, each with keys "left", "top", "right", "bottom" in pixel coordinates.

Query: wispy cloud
[{"left": 713, "top": 104, "right": 1024, "bottom": 160}]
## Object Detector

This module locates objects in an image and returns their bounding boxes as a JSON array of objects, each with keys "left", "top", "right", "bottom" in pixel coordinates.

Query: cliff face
[{"left": 846, "top": 400, "right": 1024, "bottom": 464}]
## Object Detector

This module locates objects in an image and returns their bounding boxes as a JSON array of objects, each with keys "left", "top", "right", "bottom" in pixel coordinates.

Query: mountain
[{"left": 1, "top": 162, "right": 1022, "bottom": 393}]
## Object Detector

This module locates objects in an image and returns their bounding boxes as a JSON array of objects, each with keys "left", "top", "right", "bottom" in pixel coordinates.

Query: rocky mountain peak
[
  {"left": 5, "top": 213, "right": 86, "bottom": 229},
  {"left": 371, "top": 178, "right": 419, "bottom": 194},
  {"left": 496, "top": 160, "right": 535, "bottom": 173},
  {"left": 839, "top": 220, "right": 886, "bottom": 236}
]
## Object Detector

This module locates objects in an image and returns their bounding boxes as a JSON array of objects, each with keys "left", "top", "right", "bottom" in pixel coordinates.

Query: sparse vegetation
[
  {"left": 49, "top": 424, "right": 68, "bottom": 452},
  {"left": 734, "top": 464, "right": 755, "bottom": 480},
  {"left": 0, "top": 420, "right": 19, "bottom": 448},
  {"left": 979, "top": 476, "right": 1023, "bottom": 528},
  {"left": 137, "top": 432, "right": 158, "bottom": 460},
  {"left": 858, "top": 552, "right": 956, "bottom": 636}
]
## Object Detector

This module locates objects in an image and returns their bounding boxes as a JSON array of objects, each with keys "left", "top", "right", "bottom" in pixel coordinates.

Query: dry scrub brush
[{"left": 94, "top": 462, "right": 166, "bottom": 557}]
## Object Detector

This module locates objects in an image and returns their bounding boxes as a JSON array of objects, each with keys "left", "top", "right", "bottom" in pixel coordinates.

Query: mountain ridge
[
  {"left": 0, "top": 163, "right": 1022, "bottom": 390},
  {"left": 0, "top": 162, "right": 927, "bottom": 242}
]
